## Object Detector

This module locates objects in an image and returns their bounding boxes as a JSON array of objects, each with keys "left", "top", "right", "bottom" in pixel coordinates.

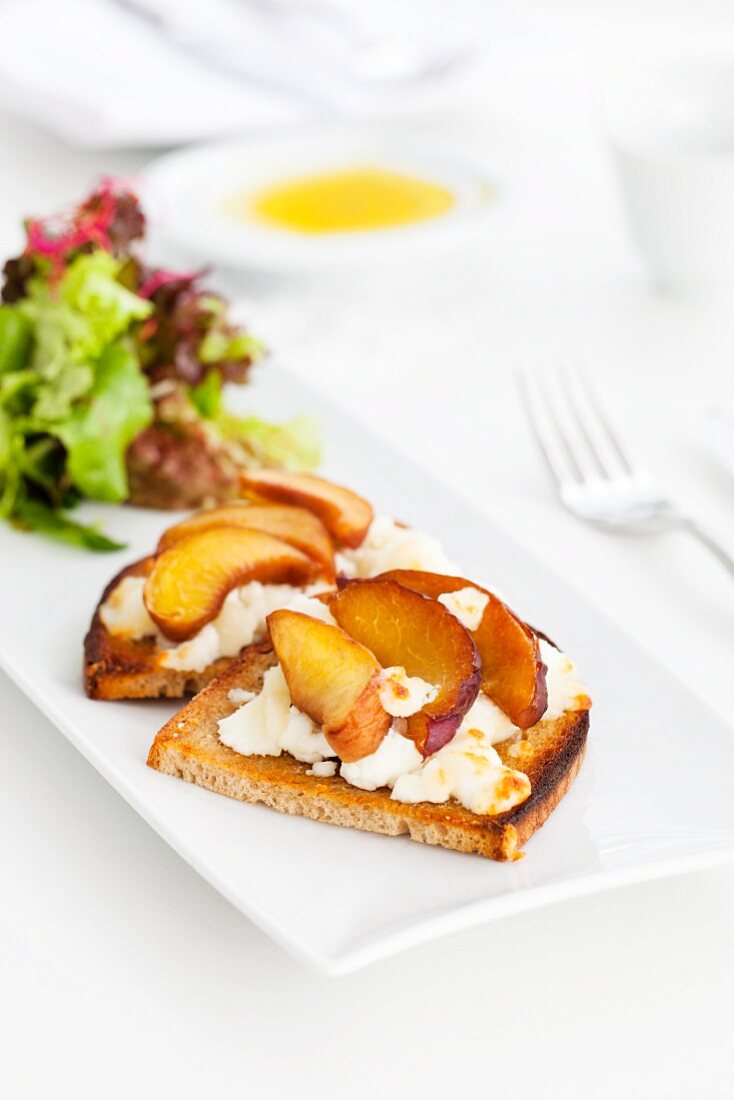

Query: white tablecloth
[{"left": 1, "top": 2, "right": 733, "bottom": 1096}]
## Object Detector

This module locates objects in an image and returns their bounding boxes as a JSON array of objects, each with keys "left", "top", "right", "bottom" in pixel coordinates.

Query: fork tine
[
  {"left": 516, "top": 367, "right": 583, "bottom": 487},
  {"left": 556, "top": 365, "right": 615, "bottom": 479},
  {"left": 563, "top": 364, "right": 637, "bottom": 477},
  {"left": 541, "top": 366, "right": 607, "bottom": 483}
]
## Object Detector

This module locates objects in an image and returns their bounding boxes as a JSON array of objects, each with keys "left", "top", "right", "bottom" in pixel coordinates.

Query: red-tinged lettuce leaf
[
  {"left": 138, "top": 272, "right": 263, "bottom": 386},
  {"left": 2, "top": 178, "right": 146, "bottom": 302}
]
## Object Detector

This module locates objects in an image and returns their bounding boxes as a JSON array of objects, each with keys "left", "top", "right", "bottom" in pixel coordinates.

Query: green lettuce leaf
[
  {"left": 12, "top": 497, "right": 124, "bottom": 551},
  {"left": 189, "top": 370, "right": 222, "bottom": 418},
  {"left": 198, "top": 327, "right": 264, "bottom": 365},
  {"left": 59, "top": 251, "right": 153, "bottom": 356},
  {"left": 0, "top": 305, "right": 32, "bottom": 374},
  {"left": 0, "top": 409, "right": 14, "bottom": 506},
  {"left": 17, "top": 251, "right": 153, "bottom": 424},
  {"left": 32, "top": 361, "right": 94, "bottom": 421},
  {"left": 218, "top": 411, "right": 321, "bottom": 471},
  {"left": 55, "top": 342, "right": 153, "bottom": 501}
]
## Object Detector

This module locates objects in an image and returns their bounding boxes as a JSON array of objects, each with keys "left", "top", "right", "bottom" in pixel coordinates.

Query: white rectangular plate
[{"left": 2, "top": 365, "right": 734, "bottom": 974}]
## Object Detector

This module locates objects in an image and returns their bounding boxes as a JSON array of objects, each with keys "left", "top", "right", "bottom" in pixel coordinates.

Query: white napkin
[{"left": 0, "top": 0, "right": 472, "bottom": 149}]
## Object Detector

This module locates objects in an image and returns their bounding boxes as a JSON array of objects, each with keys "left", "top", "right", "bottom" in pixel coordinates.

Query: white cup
[{"left": 604, "top": 56, "right": 734, "bottom": 293}]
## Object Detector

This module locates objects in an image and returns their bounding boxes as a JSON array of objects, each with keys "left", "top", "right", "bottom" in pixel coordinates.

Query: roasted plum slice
[
  {"left": 381, "top": 569, "right": 548, "bottom": 729},
  {"left": 239, "top": 469, "right": 372, "bottom": 548},
  {"left": 144, "top": 528, "right": 318, "bottom": 642},
  {"left": 268, "top": 609, "right": 391, "bottom": 762},
  {"left": 328, "top": 578, "right": 481, "bottom": 755},
  {"left": 156, "top": 503, "right": 334, "bottom": 577}
]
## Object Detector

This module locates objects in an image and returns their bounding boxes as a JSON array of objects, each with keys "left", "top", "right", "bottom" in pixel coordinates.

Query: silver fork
[{"left": 518, "top": 365, "right": 734, "bottom": 578}]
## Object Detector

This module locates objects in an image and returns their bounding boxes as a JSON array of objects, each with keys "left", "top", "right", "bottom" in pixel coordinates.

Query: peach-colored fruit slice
[
  {"left": 267, "top": 609, "right": 391, "bottom": 762},
  {"left": 239, "top": 469, "right": 372, "bottom": 548},
  {"left": 381, "top": 570, "right": 548, "bottom": 729},
  {"left": 329, "top": 579, "right": 481, "bottom": 755},
  {"left": 144, "top": 528, "right": 318, "bottom": 642},
  {"left": 156, "top": 503, "right": 334, "bottom": 576}
]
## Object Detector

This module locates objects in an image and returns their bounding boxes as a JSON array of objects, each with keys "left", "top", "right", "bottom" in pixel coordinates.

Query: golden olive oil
[{"left": 231, "top": 167, "right": 455, "bottom": 234}]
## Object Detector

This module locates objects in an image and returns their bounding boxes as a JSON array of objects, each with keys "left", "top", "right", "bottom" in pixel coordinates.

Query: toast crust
[
  {"left": 83, "top": 558, "right": 276, "bottom": 700},
  {"left": 147, "top": 650, "right": 590, "bottom": 861}
]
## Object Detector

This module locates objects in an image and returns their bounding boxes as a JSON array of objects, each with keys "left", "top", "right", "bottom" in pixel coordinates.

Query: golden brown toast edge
[
  {"left": 147, "top": 650, "right": 589, "bottom": 861},
  {"left": 83, "top": 557, "right": 276, "bottom": 700}
]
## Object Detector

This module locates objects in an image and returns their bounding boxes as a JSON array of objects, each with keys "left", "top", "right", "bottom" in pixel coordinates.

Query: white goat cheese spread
[
  {"left": 377, "top": 666, "right": 438, "bottom": 718},
  {"left": 228, "top": 688, "right": 256, "bottom": 706},
  {"left": 340, "top": 728, "right": 423, "bottom": 791},
  {"left": 336, "top": 514, "right": 457, "bottom": 578},
  {"left": 307, "top": 760, "right": 338, "bottom": 778},
  {"left": 219, "top": 663, "right": 333, "bottom": 764},
  {"left": 437, "top": 586, "right": 489, "bottom": 631},
  {"left": 390, "top": 723, "right": 531, "bottom": 814},
  {"left": 99, "top": 575, "right": 158, "bottom": 638},
  {"left": 217, "top": 598, "right": 587, "bottom": 817}
]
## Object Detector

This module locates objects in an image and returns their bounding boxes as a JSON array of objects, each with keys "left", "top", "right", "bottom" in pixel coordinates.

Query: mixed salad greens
[{"left": 0, "top": 179, "right": 319, "bottom": 550}]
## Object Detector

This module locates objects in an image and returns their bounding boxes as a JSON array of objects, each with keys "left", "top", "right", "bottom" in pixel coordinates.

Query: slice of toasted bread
[
  {"left": 147, "top": 651, "right": 589, "bottom": 861},
  {"left": 83, "top": 558, "right": 276, "bottom": 700}
]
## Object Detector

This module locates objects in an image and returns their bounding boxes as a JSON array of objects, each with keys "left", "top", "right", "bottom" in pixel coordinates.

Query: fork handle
[{"left": 679, "top": 517, "right": 734, "bottom": 578}]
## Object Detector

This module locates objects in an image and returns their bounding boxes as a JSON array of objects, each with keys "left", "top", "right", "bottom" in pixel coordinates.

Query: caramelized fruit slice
[
  {"left": 239, "top": 469, "right": 372, "bottom": 548},
  {"left": 329, "top": 579, "right": 480, "bottom": 755},
  {"left": 268, "top": 609, "right": 391, "bottom": 762},
  {"left": 144, "top": 528, "right": 317, "bottom": 642},
  {"left": 381, "top": 570, "right": 548, "bottom": 729},
  {"left": 156, "top": 503, "right": 334, "bottom": 576}
]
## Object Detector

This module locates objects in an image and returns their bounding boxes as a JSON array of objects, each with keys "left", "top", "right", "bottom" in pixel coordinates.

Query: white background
[{"left": 1, "top": 2, "right": 734, "bottom": 1097}]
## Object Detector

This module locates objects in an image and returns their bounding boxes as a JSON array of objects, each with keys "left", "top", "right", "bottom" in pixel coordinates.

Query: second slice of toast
[
  {"left": 147, "top": 651, "right": 590, "bottom": 861},
  {"left": 84, "top": 558, "right": 275, "bottom": 700}
]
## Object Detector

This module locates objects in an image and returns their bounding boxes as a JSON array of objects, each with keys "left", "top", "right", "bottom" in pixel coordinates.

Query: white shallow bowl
[
  {"left": 2, "top": 365, "right": 734, "bottom": 974},
  {"left": 142, "top": 125, "right": 495, "bottom": 273}
]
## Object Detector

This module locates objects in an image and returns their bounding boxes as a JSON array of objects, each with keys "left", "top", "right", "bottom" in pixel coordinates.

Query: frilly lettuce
[
  {"left": 187, "top": 371, "right": 321, "bottom": 472},
  {"left": 0, "top": 181, "right": 321, "bottom": 550},
  {"left": 55, "top": 342, "right": 153, "bottom": 502},
  {"left": 0, "top": 250, "right": 153, "bottom": 544},
  {"left": 18, "top": 251, "right": 152, "bottom": 424},
  {"left": 218, "top": 410, "right": 321, "bottom": 471}
]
